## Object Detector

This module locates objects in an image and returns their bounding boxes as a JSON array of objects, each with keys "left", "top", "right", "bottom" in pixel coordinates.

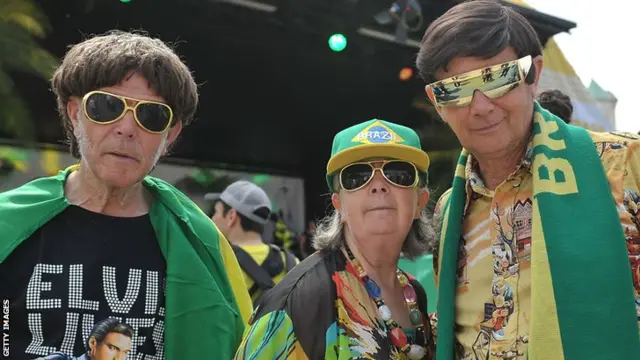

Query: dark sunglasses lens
[
  {"left": 136, "top": 103, "right": 172, "bottom": 132},
  {"left": 341, "top": 164, "right": 373, "bottom": 190},
  {"left": 383, "top": 162, "right": 416, "bottom": 186},
  {"left": 85, "top": 93, "right": 124, "bottom": 122}
]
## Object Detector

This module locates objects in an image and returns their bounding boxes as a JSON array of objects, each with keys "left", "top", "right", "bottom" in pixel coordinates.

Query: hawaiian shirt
[
  {"left": 434, "top": 131, "right": 640, "bottom": 360},
  {"left": 234, "top": 249, "right": 436, "bottom": 359}
]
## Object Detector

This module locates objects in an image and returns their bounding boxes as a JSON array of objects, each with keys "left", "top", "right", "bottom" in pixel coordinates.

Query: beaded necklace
[{"left": 344, "top": 246, "right": 428, "bottom": 360}]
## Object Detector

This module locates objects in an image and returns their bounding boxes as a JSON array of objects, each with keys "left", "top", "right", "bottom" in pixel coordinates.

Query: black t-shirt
[{"left": 0, "top": 205, "right": 166, "bottom": 359}]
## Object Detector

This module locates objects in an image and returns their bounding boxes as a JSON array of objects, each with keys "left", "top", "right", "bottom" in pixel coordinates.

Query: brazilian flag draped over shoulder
[{"left": 0, "top": 166, "right": 253, "bottom": 359}]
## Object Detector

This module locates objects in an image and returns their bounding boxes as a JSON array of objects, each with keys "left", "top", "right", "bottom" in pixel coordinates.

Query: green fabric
[
  {"left": 398, "top": 254, "right": 437, "bottom": 313},
  {"left": 437, "top": 102, "right": 640, "bottom": 359},
  {"left": 0, "top": 167, "right": 246, "bottom": 359},
  {"left": 325, "top": 119, "right": 429, "bottom": 191}
]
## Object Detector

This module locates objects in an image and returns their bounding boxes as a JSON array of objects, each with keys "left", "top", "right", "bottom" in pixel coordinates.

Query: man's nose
[
  {"left": 113, "top": 109, "right": 138, "bottom": 138},
  {"left": 469, "top": 90, "right": 496, "bottom": 116}
]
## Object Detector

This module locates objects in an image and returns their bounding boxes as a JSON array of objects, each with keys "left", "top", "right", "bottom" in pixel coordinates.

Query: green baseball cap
[{"left": 326, "top": 119, "right": 430, "bottom": 191}]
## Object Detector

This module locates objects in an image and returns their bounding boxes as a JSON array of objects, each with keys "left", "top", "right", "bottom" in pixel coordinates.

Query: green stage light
[{"left": 328, "top": 33, "right": 347, "bottom": 52}]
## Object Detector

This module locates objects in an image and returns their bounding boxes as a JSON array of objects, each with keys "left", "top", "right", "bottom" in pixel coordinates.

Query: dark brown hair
[
  {"left": 538, "top": 89, "right": 573, "bottom": 123},
  {"left": 416, "top": 0, "right": 543, "bottom": 84},
  {"left": 86, "top": 318, "right": 133, "bottom": 353},
  {"left": 215, "top": 200, "right": 270, "bottom": 234},
  {"left": 51, "top": 30, "right": 199, "bottom": 158}
]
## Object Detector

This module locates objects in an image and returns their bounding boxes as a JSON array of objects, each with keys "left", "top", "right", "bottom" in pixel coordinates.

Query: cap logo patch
[{"left": 352, "top": 121, "right": 405, "bottom": 144}]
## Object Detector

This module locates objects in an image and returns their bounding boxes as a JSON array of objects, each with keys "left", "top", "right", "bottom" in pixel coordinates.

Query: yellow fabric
[
  {"left": 528, "top": 200, "right": 564, "bottom": 359},
  {"left": 541, "top": 38, "right": 578, "bottom": 77},
  {"left": 275, "top": 221, "right": 296, "bottom": 252},
  {"left": 434, "top": 131, "right": 640, "bottom": 359},
  {"left": 570, "top": 118, "right": 606, "bottom": 132},
  {"left": 217, "top": 229, "right": 254, "bottom": 324},
  {"left": 240, "top": 244, "right": 299, "bottom": 303},
  {"left": 41, "top": 149, "right": 61, "bottom": 176},
  {"left": 508, "top": 0, "right": 615, "bottom": 131}
]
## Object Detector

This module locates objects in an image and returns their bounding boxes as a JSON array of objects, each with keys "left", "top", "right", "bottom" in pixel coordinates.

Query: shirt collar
[{"left": 464, "top": 136, "right": 534, "bottom": 197}]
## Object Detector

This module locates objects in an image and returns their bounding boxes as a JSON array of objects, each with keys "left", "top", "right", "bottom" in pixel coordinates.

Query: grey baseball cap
[{"left": 204, "top": 180, "right": 272, "bottom": 224}]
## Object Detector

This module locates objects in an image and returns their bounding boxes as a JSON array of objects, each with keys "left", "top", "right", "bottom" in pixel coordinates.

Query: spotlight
[
  {"left": 373, "top": 0, "right": 423, "bottom": 43},
  {"left": 328, "top": 33, "right": 347, "bottom": 52},
  {"left": 399, "top": 67, "right": 413, "bottom": 81}
]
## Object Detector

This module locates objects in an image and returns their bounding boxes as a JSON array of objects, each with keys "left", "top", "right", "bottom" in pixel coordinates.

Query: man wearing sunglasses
[
  {"left": 0, "top": 30, "right": 251, "bottom": 359},
  {"left": 415, "top": 1, "right": 640, "bottom": 360}
]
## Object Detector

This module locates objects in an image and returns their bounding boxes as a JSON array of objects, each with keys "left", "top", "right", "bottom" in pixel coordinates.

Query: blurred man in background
[{"left": 209, "top": 180, "right": 299, "bottom": 306}]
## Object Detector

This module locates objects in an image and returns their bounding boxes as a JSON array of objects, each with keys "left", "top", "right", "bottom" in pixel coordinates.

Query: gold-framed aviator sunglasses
[
  {"left": 82, "top": 90, "right": 174, "bottom": 133},
  {"left": 339, "top": 160, "right": 419, "bottom": 192},
  {"left": 425, "top": 55, "right": 533, "bottom": 108}
]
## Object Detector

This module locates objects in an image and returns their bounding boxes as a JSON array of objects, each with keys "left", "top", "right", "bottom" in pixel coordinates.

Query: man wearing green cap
[{"left": 235, "top": 119, "right": 436, "bottom": 360}]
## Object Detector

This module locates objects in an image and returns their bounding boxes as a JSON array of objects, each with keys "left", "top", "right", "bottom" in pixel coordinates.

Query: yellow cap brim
[{"left": 326, "top": 143, "right": 430, "bottom": 175}]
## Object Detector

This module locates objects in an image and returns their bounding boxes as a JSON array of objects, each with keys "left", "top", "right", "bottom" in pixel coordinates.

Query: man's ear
[
  {"left": 88, "top": 337, "right": 97, "bottom": 353},
  {"left": 425, "top": 86, "right": 437, "bottom": 106},
  {"left": 166, "top": 121, "right": 182, "bottom": 148},
  {"left": 529, "top": 55, "right": 544, "bottom": 95},
  {"left": 66, "top": 97, "right": 82, "bottom": 129},
  {"left": 425, "top": 85, "right": 445, "bottom": 122},
  {"left": 228, "top": 208, "right": 239, "bottom": 227},
  {"left": 415, "top": 189, "right": 430, "bottom": 219}
]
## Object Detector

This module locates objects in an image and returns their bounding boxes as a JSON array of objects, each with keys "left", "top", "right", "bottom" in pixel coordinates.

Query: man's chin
[
  {"left": 468, "top": 138, "right": 513, "bottom": 158},
  {"left": 94, "top": 165, "right": 146, "bottom": 188}
]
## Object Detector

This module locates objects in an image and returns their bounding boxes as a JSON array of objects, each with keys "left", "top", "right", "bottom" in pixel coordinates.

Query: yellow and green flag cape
[{"left": 0, "top": 166, "right": 253, "bottom": 359}]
